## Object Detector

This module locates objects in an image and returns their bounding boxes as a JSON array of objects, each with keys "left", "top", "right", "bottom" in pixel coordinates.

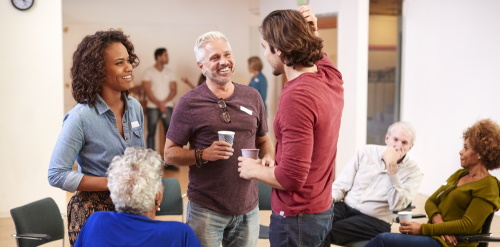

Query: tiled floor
[{"left": 2, "top": 165, "right": 499, "bottom": 247}]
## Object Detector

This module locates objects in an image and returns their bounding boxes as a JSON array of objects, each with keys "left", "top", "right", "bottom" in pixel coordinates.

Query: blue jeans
[
  {"left": 365, "top": 232, "right": 442, "bottom": 247},
  {"left": 146, "top": 107, "right": 172, "bottom": 150},
  {"left": 186, "top": 201, "right": 259, "bottom": 247},
  {"left": 269, "top": 205, "right": 334, "bottom": 247}
]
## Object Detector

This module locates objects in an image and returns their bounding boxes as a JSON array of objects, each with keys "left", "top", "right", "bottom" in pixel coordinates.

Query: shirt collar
[
  {"left": 400, "top": 153, "right": 410, "bottom": 165},
  {"left": 94, "top": 94, "right": 129, "bottom": 115}
]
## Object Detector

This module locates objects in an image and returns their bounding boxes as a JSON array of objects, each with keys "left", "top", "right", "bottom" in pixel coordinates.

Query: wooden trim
[
  {"left": 318, "top": 17, "right": 337, "bottom": 29},
  {"left": 369, "top": 45, "right": 397, "bottom": 51}
]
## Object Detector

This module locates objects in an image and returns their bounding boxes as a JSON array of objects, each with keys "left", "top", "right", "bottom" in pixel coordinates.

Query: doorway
[{"left": 367, "top": 0, "right": 402, "bottom": 144}]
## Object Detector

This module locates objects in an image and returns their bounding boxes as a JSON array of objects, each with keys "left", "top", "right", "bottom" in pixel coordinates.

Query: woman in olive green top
[{"left": 366, "top": 119, "right": 500, "bottom": 247}]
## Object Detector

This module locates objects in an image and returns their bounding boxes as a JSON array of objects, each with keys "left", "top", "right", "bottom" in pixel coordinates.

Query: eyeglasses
[{"left": 217, "top": 98, "right": 231, "bottom": 123}]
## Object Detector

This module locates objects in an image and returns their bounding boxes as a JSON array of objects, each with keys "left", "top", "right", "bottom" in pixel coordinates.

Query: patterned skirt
[{"left": 67, "top": 191, "right": 115, "bottom": 246}]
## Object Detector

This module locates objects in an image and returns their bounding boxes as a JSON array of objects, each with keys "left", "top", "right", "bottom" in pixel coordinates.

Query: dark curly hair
[
  {"left": 463, "top": 119, "right": 500, "bottom": 170},
  {"left": 260, "top": 9, "right": 323, "bottom": 68},
  {"left": 71, "top": 29, "right": 140, "bottom": 107}
]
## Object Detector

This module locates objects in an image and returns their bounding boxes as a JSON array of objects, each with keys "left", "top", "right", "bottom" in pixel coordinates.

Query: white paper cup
[
  {"left": 218, "top": 131, "right": 235, "bottom": 145},
  {"left": 398, "top": 211, "right": 412, "bottom": 223},
  {"left": 242, "top": 149, "right": 259, "bottom": 159}
]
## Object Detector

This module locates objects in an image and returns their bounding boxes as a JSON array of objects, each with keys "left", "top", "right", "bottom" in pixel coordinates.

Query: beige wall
[
  {"left": 0, "top": 1, "right": 64, "bottom": 216},
  {"left": 401, "top": 0, "right": 500, "bottom": 198}
]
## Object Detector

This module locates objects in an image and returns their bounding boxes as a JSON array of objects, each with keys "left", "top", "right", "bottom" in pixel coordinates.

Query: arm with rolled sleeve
[
  {"left": 331, "top": 151, "right": 361, "bottom": 203},
  {"left": 48, "top": 111, "right": 85, "bottom": 193},
  {"left": 386, "top": 160, "right": 423, "bottom": 211}
]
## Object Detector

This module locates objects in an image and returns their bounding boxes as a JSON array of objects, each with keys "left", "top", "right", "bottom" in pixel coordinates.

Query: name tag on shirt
[
  {"left": 240, "top": 106, "right": 252, "bottom": 115},
  {"left": 131, "top": 121, "right": 140, "bottom": 128}
]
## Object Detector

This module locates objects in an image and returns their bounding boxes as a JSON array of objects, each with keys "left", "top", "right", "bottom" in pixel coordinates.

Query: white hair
[
  {"left": 107, "top": 146, "right": 164, "bottom": 214},
  {"left": 387, "top": 121, "right": 416, "bottom": 145},
  {"left": 194, "top": 31, "right": 231, "bottom": 63}
]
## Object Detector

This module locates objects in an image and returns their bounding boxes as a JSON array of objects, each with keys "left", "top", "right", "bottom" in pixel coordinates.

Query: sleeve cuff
[
  {"left": 388, "top": 173, "right": 403, "bottom": 190},
  {"left": 63, "top": 171, "right": 84, "bottom": 193}
]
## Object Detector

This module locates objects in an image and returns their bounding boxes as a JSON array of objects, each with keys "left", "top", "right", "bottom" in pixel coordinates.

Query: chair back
[
  {"left": 478, "top": 212, "right": 495, "bottom": 247},
  {"left": 258, "top": 181, "right": 272, "bottom": 211},
  {"left": 10, "top": 197, "right": 64, "bottom": 247},
  {"left": 157, "top": 177, "right": 183, "bottom": 216}
]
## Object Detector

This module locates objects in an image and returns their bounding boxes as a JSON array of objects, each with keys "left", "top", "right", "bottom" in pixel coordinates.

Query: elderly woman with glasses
[{"left": 365, "top": 119, "right": 500, "bottom": 247}]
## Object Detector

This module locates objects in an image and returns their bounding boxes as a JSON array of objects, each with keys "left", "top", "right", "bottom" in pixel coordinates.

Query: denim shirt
[{"left": 48, "top": 95, "right": 144, "bottom": 192}]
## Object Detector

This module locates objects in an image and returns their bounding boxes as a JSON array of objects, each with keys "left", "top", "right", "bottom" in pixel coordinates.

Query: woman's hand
[
  {"left": 442, "top": 235, "right": 458, "bottom": 246},
  {"left": 399, "top": 221, "right": 422, "bottom": 235},
  {"left": 432, "top": 214, "right": 458, "bottom": 245},
  {"left": 431, "top": 214, "right": 444, "bottom": 224}
]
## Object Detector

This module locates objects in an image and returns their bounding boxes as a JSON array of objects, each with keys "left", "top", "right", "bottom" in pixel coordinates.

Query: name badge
[
  {"left": 240, "top": 106, "right": 252, "bottom": 115},
  {"left": 131, "top": 121, "right": 140, "bottom": 128}
]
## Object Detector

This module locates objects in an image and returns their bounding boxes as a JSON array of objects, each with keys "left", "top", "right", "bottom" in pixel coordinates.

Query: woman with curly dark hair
[
  {"left": 48, "top": 29, "right": 144, "bottom": 246},
  {"left": 366, "top": 119, "right": 500, "bottom": 247}
]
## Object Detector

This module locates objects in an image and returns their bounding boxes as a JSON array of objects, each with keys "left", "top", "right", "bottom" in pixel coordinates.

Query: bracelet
[{"left": 195, "top": 148, "right": 208, "bottom": 168}]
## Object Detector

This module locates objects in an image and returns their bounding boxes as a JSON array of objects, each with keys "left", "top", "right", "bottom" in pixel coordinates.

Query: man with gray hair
[
  {"left": 322, "top": 121, "right": 424, "bottom": 246},
  {"left": 164, "top": 31, "right": 274, "bottom": 247}
]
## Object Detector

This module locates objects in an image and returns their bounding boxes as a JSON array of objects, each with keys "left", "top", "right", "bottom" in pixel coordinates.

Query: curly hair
[
  {"left": 71, "top": 29, "right": 140, "bottom": 107},
  {"left": 260, "top": 9, "right": 323, "bottom": 68},
  {"left": 463, "top": 119, "right": 500, "bottom": 170},
  {"left": 107, "top": 147, "right": 164, "bottom": 214}
]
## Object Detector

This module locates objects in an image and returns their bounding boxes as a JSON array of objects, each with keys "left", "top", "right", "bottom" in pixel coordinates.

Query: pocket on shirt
[{"left": 132, "top": 127, "right": 143, "bottom": 138}]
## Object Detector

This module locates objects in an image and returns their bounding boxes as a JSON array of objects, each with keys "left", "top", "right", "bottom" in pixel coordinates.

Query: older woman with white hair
[{"left": 74, "top": 147, "right": 201, "bottom": 247}]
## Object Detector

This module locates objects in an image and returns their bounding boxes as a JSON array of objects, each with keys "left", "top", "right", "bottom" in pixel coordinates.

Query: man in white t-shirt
[{"left": 142, "top": 48, "right": 177, "bottom": 152}]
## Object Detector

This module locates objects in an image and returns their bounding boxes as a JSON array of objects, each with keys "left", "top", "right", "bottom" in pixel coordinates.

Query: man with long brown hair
[{"left": 238, "top": 6, "right": 344, "bottom": 246}]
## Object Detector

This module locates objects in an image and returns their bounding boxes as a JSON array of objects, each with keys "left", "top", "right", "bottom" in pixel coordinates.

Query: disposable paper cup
[
  {"left": 242, "top": 149, "right": 259, "bottom": 159},
  {"left": 398, "top": 211, "right": 412, "bottom": 223},
  {"left": 218, "top": 131, "right": 235, "bottom": 145}
]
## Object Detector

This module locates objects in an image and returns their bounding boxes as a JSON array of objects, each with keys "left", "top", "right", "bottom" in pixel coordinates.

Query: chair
[
  {"left": 258, "top": 181, "right": 272, "bottom": 239},
  {"left": 10, "top": 197, "right": 65, "bottom": 247},
  {"left": 456, "top": 212, "right": 500, "bottom": 247},
  {"left": 157, "top": 177, "right": 185, "bottom": 221}
]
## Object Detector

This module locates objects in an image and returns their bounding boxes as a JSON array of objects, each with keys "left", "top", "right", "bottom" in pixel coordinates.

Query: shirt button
[{"left": 125, "top": 137, "right": 129, "bottom": 140}]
